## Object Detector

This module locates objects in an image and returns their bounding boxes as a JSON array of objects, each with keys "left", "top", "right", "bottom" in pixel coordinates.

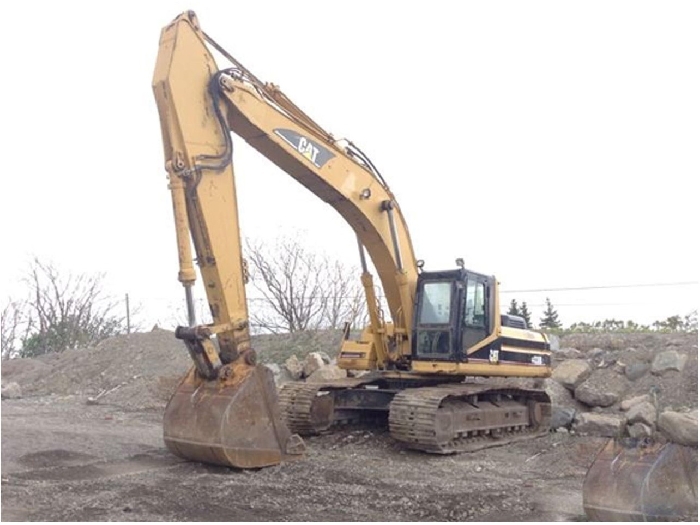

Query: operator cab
[{"left": 412, "top": 268, "right": 494, "bottom": 362}]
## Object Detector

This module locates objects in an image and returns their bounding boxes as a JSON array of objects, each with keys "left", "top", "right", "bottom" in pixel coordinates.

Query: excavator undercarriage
[{"left": 279, "top": 376, "right": 551, "bottom": 454}]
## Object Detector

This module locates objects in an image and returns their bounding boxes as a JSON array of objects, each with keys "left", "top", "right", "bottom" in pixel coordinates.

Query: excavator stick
[
  {"left": 163, "top": 363, "right": 305, "bottom": 469},
  {"left": 153, "top": 12, "right": 305, "bottom": 470},
  {"left": 582, "top": 438, "right": 698, "bottom": 521}
]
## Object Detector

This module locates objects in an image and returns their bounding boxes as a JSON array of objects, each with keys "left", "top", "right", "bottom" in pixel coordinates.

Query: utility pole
[{"left": 126, "top": 293, "right": 131, "bottom": 334}]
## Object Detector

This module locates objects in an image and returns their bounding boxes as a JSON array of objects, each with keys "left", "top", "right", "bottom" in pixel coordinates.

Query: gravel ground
[{"left": 1, "top": 395, "right": 601, "bottom": 522}]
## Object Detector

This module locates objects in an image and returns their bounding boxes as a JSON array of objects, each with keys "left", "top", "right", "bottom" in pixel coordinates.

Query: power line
[
  {"left": 139, "top": 280, "right": 698, "bottom": 304},
  {"left": 500, "top": 281, "right": 698, "bottom": 294},
  {"left": 518, "top": 302, "right": 665, "bottom": 308}
]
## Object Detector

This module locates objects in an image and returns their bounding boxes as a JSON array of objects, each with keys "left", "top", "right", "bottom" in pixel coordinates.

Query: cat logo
[
  {"left": 297, "top": 136, "right": 319, "bottom": 165},
  {"left": 273, "top": 128, "right": 335, "bottom": 169},
  {"left": 489, "top": 349, "right": 499, "bottom": 364}
]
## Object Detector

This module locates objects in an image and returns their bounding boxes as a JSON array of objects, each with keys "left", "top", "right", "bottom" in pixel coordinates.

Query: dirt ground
[
  {"left": 2, "top": 394, "right": 604, "bottom": 522},
  {"left": 2, "top": 330, "right": 696, "bottom": 521}
]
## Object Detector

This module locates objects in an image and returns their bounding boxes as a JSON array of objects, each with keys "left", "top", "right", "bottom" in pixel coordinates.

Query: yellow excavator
[{"left": 153, "top": 10, "right": 552, "bottom": 469}]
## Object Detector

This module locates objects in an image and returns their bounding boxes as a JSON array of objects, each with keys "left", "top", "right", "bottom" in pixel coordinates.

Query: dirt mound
[
  {"left": 1, "top": 359, "right": 52, "bottom": 388},
  {"left": 1, "top": 328, "right": 346, "bottom": 410},
  {"left": 2, "top": 329, "right": 191, "bottom": 410}
]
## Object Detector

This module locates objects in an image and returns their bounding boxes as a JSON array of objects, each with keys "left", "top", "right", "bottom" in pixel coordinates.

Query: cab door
[
  {"left": 461, "top": 275, "right": 489, "bottom": 352},
  {"left": 413, "top": 280, "right": 460, "bottom": 361}
]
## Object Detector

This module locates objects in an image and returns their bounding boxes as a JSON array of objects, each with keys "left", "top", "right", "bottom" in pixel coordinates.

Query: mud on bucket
[{"left": 163, "top": 364, "right": 305, "bottom": 469}]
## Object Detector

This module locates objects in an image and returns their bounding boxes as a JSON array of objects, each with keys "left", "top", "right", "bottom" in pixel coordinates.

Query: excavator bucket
[
  {"left": 583, "top": 438, "right": 698, "bottom": 521},
  {"left": 163, "top": 364, "right": 305, "bottom": 469}
]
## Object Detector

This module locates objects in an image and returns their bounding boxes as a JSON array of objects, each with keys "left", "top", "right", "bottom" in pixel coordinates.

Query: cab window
[
  {"left": 464, "top": 281, "right": 486, "bottom": 327},
  {"left": 418, "top": 282, "right": 451, "bottom": 324}
]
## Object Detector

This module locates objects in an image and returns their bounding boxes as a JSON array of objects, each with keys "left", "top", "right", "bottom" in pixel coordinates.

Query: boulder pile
[
  {"left": 546, "top": 332, "right": 697, "bottom": 445},
  {"left": 266, "top": 351, "right": 347, "bottom": 385}
]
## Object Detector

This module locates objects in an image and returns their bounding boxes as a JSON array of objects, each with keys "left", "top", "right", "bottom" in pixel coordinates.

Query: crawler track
[
  {"left": 280, "top": 378, "right": 551, "bottom": 454},
  {"left": 389, "top": 384, "right": 551, "bottom": 454},
  {"left": 278, "top": 377, "right": 374, "bottom": 434}
]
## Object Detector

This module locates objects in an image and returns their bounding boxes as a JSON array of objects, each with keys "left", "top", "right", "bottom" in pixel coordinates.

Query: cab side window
[{"left": 464, "top": 281, "right": 486, "bottom": 328}]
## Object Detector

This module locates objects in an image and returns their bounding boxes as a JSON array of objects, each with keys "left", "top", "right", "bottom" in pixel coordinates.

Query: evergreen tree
[
  {"left": 539, "top": 297, "right": 561, "bottom": 329},
  {"left": 519, "top": 302, "right": 532, "bottom": 328},
  {"left": 507, "top": 299, "right": 519, "bottom": 316}
]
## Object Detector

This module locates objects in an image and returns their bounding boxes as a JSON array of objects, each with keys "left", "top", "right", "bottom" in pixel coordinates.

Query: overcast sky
[{"left": 1, "top": 0, "right": 697, "bottom": 329}]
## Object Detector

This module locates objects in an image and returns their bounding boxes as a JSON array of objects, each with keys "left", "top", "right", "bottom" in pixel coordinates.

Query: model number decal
[{"left": 274, "top": 128, "right": 335, "bottom": 168}]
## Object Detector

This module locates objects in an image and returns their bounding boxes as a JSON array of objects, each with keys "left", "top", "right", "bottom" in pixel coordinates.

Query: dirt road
[{"left": 1, "top": 395, "right": 602, "bottom": 521}]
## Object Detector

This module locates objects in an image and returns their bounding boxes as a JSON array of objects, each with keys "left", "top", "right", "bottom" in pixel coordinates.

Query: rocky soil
[{"left": 1, "top": 329, "right": 697, "bottom": 521}]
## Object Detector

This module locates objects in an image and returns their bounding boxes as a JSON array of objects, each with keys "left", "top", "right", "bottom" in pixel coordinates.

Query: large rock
[
  {"left": 658, "top": 410, "right": 698, "bottom": 446},
  {"left": 1, "top": 382, "right": 22, "bottom": 400},
  {"left": 265, "top": 363, "right": 294, "bottom": 387},
  {"left": 574, "top": 412, "right": 624, "bottom": 437},
  {"left": 589, "top": 348, "right": 605, "bottom": 360},
  {"left": 316, "top": 351, "right": 332, "bottom": 365},
  {"left": 552, "top": 359, "right": 592, "bottom": 391},
  {"left": 574, "top": 369, "right": 626, "bottom": 407},
  {"left": 306, "top": 365, "right": 347, "bottom": 383},
  {"left": 592, "top": 352, "right": 618, "bottom": 370},
  {"left": 624, "top": 363, "right": 650, "bottom": 381},
  {"left": 284, "top": 355, "right": 304, "bottom": 380},
  {"left": 627, "top": 422, "right": 654, "bottom": 439},
  {"left": 575, "top": 386, "right": 619, "bottom": 408},
  {"left": 625, "top": 401, "right": 657, "bottom": 427},
  {"left": 651, "top": 351, "right": 688, "bottom": 375},
  {"left": 619, "top": 394, "right": 650, "bottom": 411},
  {"left": 265, "top": 363, "right": 281, "bottom": 375},
  {"left": 543, "top": 378, "right": 574, "bottom": 405},
  {"left": 303, "top": 352, "right": 326, "bottom": 377},
  {"left": 550, "top": 407, "right": 576, "bottom": 430},
  {"left": 556, "top": 347, "right": 583, "bottom": 359}
]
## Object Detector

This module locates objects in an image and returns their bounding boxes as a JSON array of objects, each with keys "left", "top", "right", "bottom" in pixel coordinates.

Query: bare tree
[
  {"left": 245, "top": 237, "right": 367, "bottom": 334},
  {"left": 319, "top": 259, "right": 367, "bottom": 330},
  {"left": 1, "top": 299, "right": 33, "bottom": 360},
  {"left": 16, "top": 258, "right": 128, "bottom": 358},
  {"left": 245, "top": 237, "right": 326, "bottom": 333}
]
